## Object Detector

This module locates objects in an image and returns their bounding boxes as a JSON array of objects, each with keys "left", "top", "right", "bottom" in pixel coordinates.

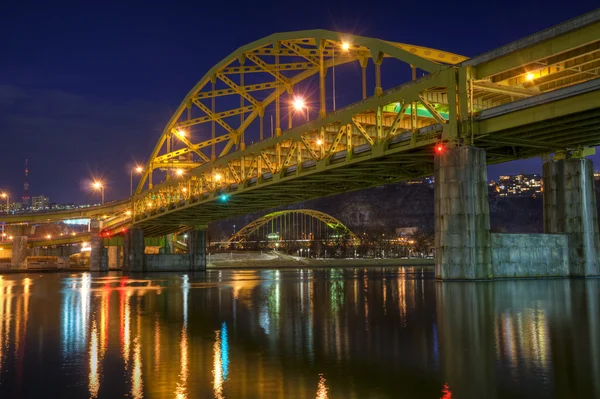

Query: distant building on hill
[{"left": 491, "top": 174, "right": 542, "bottom": 198}]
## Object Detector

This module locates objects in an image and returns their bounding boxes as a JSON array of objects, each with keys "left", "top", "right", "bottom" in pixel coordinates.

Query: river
[{"left": 0, "top": 268, "right": 597, "bottom": 398}]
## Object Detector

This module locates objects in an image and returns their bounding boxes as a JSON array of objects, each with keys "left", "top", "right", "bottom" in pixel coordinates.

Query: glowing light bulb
[
  {"left": 341, "top": 42, "right": 350, "bottom": 51},
  {"left": 526, "top": 73, "right": 535, "bottom": 81},
  {"left": 293, "top": 97, "right": 305, "bottom": 111}
]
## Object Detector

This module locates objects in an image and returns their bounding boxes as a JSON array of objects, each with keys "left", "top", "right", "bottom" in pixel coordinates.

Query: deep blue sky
[{"left": 1, "top": 1, "right": 598, "bottom": 204}]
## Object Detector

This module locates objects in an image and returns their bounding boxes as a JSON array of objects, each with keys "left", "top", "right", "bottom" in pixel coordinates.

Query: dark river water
[{"left": 0, "top": 268, "right": 597, "bottom": 398}]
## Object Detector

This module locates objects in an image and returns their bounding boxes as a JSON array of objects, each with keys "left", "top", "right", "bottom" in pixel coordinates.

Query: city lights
[
  {"left": 436, "top": 144, "right": 444, "bottom": 153},
  {"left": 316, "top": 139, "right": 323, "bottom": 146},
  {"left": 1, "top": 192, "right": 8, "bottom": 214},
  {"left": 126, "top": 210, "right": 132, "bottom": 216},
  {"left": 526, "top": 72, "right": 535, "bottom": 81},
  {"left": 176, "top": 169, "right": 184, "bottom": 176},
  {"left": 177, "top": 130, "right": 186, "bottom": 138},
  {"left": 215, "top": 173, "right": 222, "bottom": 182},
  {"left": 46, "top": 235, "right": 51, "bottom": 239},
  {"left": 220, "top": 194, "right": 228, "bottom": 202},
  {"left": 341, "top": 41, "right": 350, "bottom": 51}
]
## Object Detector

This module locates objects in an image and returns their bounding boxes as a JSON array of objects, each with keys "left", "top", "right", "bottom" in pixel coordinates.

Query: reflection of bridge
[
  {"left": 226, "top": 209, "right": 359, "bottom": 246},
  {"left": 1, "top": 11, "right": 600, "bottom": 279}
]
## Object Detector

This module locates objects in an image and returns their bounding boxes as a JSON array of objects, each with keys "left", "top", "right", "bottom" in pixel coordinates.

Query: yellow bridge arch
[
  {"left": 227, "top": 209, "right": 359, "bottom": 245},
  {"left": 136, "top": 29, "right": 466, "bottom": 193}
]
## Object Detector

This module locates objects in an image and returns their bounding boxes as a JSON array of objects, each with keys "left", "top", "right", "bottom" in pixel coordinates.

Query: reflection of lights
[
  {"left": 121, "top": 291, "right": 132, "bottom": 366},
  {"left": 441, "top": 383, "right": 452, "bottom": 399},
  {"left": 62, "top": 274, "right": 91, "bottom": 358},
  {"left": 175, "top": 324, "right": 189, "bottom": 399},
  {"left": 213, "top": 330, "right": 224, "bottom": 399},
  {"left": 131, "top": 336, "right": 143, "bottom": 399},
  {"left": 89, "top": 321, "right": 100, "bottom": 398},
  {"left": 182, "top": 275, "right": 189, "bottom": 326},
  {"left": 176, "top": 275, "right": 190, "bottom": 398},
  {"left": 220, "top": 323, "right": 229, "bottom": 381},
  {"left": 316, "top": 374, "right": 328, "bottom": 399},
  {"left": 154, "top": 317, "right": 161, "bottom": 373}
]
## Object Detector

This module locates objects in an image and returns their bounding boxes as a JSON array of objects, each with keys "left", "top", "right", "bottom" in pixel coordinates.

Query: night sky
[{"left": 1, "top": 1, "right": 598, "bottom": 204}]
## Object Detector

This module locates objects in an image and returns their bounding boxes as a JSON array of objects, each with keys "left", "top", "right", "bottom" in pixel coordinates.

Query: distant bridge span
[{"left": 227, "top": 209, "right": 359, "bottom": 245}]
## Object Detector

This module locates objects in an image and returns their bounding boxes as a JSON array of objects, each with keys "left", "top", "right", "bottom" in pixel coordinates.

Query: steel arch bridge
[
  {"left": 227, "top": 209, "right": 359, "bottom": 245},
  {"left": 1, "top": 11, "right": 599, "bottom": 241}
]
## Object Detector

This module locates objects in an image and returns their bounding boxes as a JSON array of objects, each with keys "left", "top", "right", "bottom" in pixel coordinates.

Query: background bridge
[{"left": 1, "top": 10, "right": 600, "bottom": 279}]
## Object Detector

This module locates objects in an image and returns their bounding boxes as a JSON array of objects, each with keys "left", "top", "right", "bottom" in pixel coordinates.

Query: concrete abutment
[
  {"left": 434, "top": 146, "right": 598, "bottom": 280},
  {"left": 543, "top": 157, "right": 600, "bottom": 277}
]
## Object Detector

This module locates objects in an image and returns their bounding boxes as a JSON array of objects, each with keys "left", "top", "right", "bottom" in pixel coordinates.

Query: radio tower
[{"left": 22, "top": 159, "right": 30, "bottom": 208}]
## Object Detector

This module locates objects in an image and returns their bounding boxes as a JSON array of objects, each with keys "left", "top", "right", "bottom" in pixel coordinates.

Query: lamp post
[
  {"left": 1, "top": 193, "right": 8, "bottom": 214},
  {"left": 92, "top": 181, "right": 105, "bottom": 205},
  {"left": 293, "top": 97, "right": 309, "bottom": 121},
  {"left": 130, "top": 166, "right": 143, "bottom": 196}
]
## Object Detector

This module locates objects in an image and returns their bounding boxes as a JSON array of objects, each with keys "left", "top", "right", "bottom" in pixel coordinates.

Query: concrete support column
[
  {"left": 89, "top": 219, "right": 107, "bottom": 272},
  {"left": 543, "top": 157, "right": 600, "bottom": 276},
  {"left": 434, "top": 146, "right": 492, "bottom": 280},
  {"left": 187, "top": 226, "right": 207, "bottom": 271},
  {"left": 10, "top": 225, "right": 28, "bottom": 269},
  {"left": 125, "top": 228, "right": 145, "bottom": 272},
  {"left": 165, "top": 234, "right": 174, "bottom": 254}
]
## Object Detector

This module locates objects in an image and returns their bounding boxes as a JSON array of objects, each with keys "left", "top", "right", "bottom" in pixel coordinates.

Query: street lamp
[
  {"left": 130, "top": 166, "right": 143, "bottom": 196},
  {"left": 92, "top": 181, "right": 105, "bottom": 205},
  {"left": 293, "top": 97, "right": 309, "bottom": 120},
  {"left": 1, "top": 193, "right": 8, "bottom": 214}
]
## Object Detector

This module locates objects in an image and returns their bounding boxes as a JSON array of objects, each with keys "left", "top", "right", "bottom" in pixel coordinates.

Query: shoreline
[{"left": 0, "top": 257, "right": 434, "bottom": 274}]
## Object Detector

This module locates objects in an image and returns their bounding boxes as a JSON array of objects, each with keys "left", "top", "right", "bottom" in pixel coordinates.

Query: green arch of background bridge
[
  {"left": 136, "top": 29, "right": 466, "bottom": 194},
  {"left": 227, "top": 209, "right": 359, "bottom": 244}
]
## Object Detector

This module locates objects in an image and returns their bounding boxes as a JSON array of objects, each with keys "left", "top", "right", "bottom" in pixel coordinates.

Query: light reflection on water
[{"left": 0, "top": 269, "right": 596, "bottom": 398}]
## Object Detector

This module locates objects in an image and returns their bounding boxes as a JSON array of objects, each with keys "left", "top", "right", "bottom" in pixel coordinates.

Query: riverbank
[
  {"left": 207, "top": 251, "right": 434, "bottom": 269},
  {"left": 0, "top": 251, "right": 434, "bottom": 273}
]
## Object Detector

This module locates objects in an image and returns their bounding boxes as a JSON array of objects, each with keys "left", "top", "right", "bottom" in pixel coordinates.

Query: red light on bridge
[{"left": 436, "top": 144, "right": 444, "bottom": 153}]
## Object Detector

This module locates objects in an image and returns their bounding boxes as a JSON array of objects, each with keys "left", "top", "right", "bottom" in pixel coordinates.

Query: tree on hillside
[{"left": 410, "top": 228, "right": 434, "bottom": 257}]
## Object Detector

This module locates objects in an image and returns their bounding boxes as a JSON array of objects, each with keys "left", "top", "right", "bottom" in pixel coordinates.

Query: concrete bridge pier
[
  {"left": 90, "top": 219, "right": 107, "bottom": 272},
  {"left": 123, "top": 228, "right": 145, "bottom": 272},
  {"left": 9, "top": 225, "right": 28, "bottom": 269},
  {"left": 435, "top": 146, "right": 493, "bottom": 280},
  {"left": 163, "top": 233, "right": 174, "bottom": 254},
  {"left": 543, "top": 157, "right": 600, "bottom": 277},
  {"left": 187, "top": 226, "right": 207, "bottom": 271}
]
